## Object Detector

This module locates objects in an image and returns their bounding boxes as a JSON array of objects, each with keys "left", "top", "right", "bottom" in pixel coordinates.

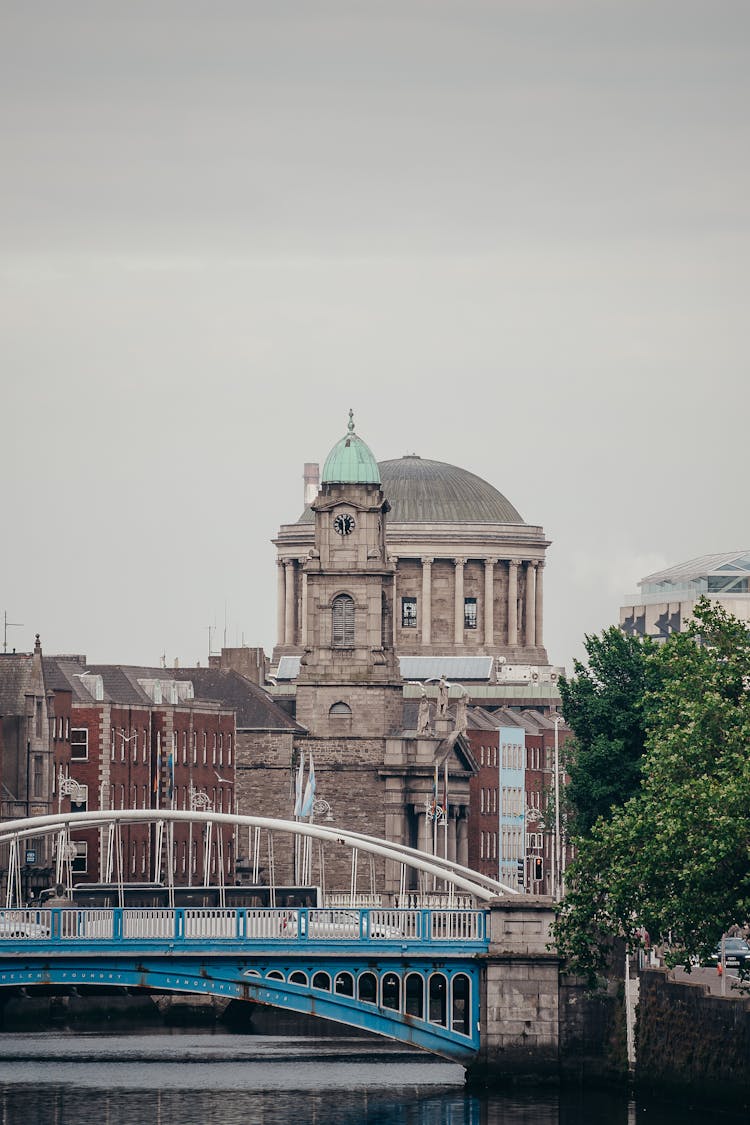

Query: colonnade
[
  {"left": 415, "top": 804, "right": 469, "bottom": 868},
  {"left": 276, "top": 556, "right": 544, "bottom": 650}
]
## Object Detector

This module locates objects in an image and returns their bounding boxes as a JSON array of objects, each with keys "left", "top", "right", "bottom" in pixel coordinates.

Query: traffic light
[
  {"left": 533, "top": 857, "right": 544, "bottom": 881},
  {"left": 516, "top": 858, "right": 524, "bottom": 885}
]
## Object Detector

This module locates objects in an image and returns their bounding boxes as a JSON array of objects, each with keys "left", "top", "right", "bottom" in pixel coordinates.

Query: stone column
[
  {"left": 507, "top": 561, "right": 518, "bottom": 646},
  {"left": 535, "top": 561, "right": 544, "bottom": 648},
  {"left": 276, "top": 560, "right": 286, "bottom": 646},
  {"left": 421, "top": 557, "right": 433, "bottom": 646},
  {"left": 456, "top": 811, "right": 469, "bottom": 868},
  {"left": 454, "top": 558, "right": 465, "bottom": 645},
  {"left": 525, "top": 562, "right": 536, "bottom": 648},
  {"left": 447, "top": 811, "right": 457, "bottom": 864},
  {"left": 417, "top": 808, "right": 432, "bottom": 855},
  {"left": 392, "top": 556, "right": 399, "bottom": 645},
  {"left": 284, "top": 560, "right": 296, "bottom": 647},
  {"left": 484, "top": 558, "right": 496, "bottom": 646},
  {"left": 300, "top": 570, "right": 308, "bottom": 646}
]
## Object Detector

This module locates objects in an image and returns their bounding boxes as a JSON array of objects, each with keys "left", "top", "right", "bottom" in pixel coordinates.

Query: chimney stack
[{"left": 303, "top": 462, "right": 320, "bottom": 507}]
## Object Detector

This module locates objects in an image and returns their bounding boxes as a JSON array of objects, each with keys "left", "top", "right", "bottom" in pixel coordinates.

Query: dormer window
[{"left": 332, "top": 594, "right": 355, "bottom": 647}]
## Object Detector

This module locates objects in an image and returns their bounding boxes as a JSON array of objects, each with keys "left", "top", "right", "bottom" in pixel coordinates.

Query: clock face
[{"left": 333, "top": 513, "right": 356, "bottom": 536}]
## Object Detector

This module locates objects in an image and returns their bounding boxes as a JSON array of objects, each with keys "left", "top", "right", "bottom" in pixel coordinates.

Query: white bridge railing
[{"left": 0, "top": 906, "right": 487, "bottom": 946}]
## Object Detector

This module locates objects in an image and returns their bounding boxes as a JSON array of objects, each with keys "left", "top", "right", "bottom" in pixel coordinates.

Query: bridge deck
[{"left": 0, "top": 907, "right": 489, "bottom": 1063}]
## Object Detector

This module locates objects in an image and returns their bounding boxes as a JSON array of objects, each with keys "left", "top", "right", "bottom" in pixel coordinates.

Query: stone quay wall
[
  {"left": 636, "top": 968, "right": 750, "bottom": 1111},
  {"left": 467, "top": 897, "right": 627, "bottom": 1089}
]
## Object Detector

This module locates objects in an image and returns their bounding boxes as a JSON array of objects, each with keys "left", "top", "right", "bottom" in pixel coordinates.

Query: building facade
[
  {"left": 620, "top": 550, "right": 750, "bottom": 642},
  {"left": 273, "top": 415, "right": 552, "bottom": 672},
  {"left": 42, "top": 658, "right": 236, "bottom": 887},
  {"left": 0, "top": 636, "right": 64, "bottom": 897}
]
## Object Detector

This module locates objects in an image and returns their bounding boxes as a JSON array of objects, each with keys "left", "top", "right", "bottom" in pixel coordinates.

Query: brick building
[
  {"left": 43, "top": 658, "right": 236, "bottom": 887},
  {"left": 467, "top": 708, "right": 571, "bottom": 896},
  {"left": 167, "top": 666, "right": 305, "bottom": 883}
]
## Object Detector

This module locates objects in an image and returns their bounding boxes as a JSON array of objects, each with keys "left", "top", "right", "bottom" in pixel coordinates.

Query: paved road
[{"left": 669, "top": 964, "right": 749, "bottom": 997}]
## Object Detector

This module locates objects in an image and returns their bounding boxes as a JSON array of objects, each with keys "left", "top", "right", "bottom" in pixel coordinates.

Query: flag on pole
[
  {"left": 301, "top": 752, "right": 316, "bottom": 818},
  {"left": 293, "top": 750, "right": 305, "bottom": 816}
]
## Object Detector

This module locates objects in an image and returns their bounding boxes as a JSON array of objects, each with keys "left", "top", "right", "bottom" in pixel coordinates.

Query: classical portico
[
  {"left": 274, "top": 452, "right": 550, "bottom": 668},
  {"left": 275, "top": 551, "right": 547, "bottom": 661}
]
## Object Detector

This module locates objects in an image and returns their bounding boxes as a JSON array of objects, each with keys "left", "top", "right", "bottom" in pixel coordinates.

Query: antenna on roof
[{"left": 3, "top": 612, "right": 23, "bottom": 654}]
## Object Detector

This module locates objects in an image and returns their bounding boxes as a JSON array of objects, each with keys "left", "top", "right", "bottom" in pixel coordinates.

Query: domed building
[
  {"left": 273, "top": 416, "right": 551, "bottom": 672},
  {"left": 224, "top": 414, "right": 563, "bottom": 896}
]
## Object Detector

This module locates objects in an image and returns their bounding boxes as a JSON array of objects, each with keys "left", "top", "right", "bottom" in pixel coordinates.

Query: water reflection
[{"left": 0, "top": 1033, "right": 745, "bottom": 1125}]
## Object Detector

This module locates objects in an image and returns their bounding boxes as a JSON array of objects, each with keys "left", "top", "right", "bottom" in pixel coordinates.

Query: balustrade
[{"left": 0, "top": 905, "right": 486, "bottom": 947}]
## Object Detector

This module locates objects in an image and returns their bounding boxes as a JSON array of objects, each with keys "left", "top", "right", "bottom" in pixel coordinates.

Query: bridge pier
[{"left": 468, "top": 896, "right": 560, "bottom": 1087}]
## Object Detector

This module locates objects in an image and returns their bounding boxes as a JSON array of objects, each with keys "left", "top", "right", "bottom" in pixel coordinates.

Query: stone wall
[
  {"left": 559, "top": 975, "right": 627, "bottom": 1086},
  {"left": 468, "top": 899, "right": 629, "bottom": 1089},
  {"left": 235, "top": 730, "right": 389, "bottom": 891},
  {"left": 468, "top": 897, "right": 560, "bottom": 1086},
  {"left": 636, "top": 968, "right": 750, "bottom": 1110}
]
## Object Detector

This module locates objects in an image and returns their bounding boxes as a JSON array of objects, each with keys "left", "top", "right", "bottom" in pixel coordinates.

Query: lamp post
[
  {"left": 189, "top": 785, "right": 212, "bottom": 887},
  {"left": 552, "top": 714, "right": 563, "bottom": 901}
]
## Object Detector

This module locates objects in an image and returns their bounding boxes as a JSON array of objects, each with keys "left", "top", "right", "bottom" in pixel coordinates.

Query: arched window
[
  {"left": 289, "top": 971, "right": 308, "bottom": 985},
  {"left": 334, "top": 972, "right": 354, "bottom": 997},
  {"left": 312, "top": 971, "right": 331, "bottom": 991},
  {"left": 429, "top": 973, "right": 447, "bottom": 1025},
  {"left": 332, "top": 594, "right": 355, "bottom": 647},
  {"left": 452, "top": 973, "right": 471, "bottom": 1036},
  {"left": 382, "top": 972, "right": 401, "bottom": 1011},
  {"left": 358, "top": 972, "right": 377, "bottom": 1004},
  {"left": 405, "top": 973, "right": 424, "bottom": 1019},
  {"left": 329, "top": 702, "right": 352, "bottom": 717}
]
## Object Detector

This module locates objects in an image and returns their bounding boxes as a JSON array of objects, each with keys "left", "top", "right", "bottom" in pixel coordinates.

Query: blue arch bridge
[{"left": 0, "top": 811, "right": 560, "bottom": 1072}]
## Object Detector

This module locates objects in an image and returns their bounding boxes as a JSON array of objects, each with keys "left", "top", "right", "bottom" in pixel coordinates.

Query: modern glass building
[{"left": 620, "top": 550, "right": 750, "bottom": 641}]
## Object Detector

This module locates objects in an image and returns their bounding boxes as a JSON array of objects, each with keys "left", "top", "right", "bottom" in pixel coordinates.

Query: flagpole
[
  {"left": 432, "top": 762, "right": 438, "bottom": 891},
  {"left": 293, "top": 750, "right": 304, "bottom": 884},
  {"left": 443, "top": 757, "right": 449, "bottom": 870}
]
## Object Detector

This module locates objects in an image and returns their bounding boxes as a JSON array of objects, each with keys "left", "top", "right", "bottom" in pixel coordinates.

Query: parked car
[
  {"left": 708, "top": 937, "right": 750, "bottom": 970},
  {"left": 281, "top": 909, "right": 403, "bottom": 941},
  {"left": 0, "top": 912, "right": 50, "bottom": 940}
]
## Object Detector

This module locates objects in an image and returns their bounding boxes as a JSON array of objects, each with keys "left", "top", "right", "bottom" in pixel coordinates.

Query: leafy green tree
[
  {"left": 553, "top": 599, "right": 750, "bottom": 983},
  {"left": 559, "top": 627, "right": 655, "bottom": 836}
]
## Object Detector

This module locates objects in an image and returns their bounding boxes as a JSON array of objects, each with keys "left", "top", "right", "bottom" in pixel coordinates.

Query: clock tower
[{"left": 294, "top": 411, "right": 402, "bottom": 737}]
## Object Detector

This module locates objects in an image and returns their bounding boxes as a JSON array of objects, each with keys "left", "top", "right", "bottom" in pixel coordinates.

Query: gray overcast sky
[{"left": 2, "top": 1, "right": 748, "bottom": 672}]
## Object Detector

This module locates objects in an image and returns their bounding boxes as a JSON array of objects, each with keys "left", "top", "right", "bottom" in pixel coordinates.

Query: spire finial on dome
[{"left": 347, "top": 408, "right": 355, "bottom": 434}]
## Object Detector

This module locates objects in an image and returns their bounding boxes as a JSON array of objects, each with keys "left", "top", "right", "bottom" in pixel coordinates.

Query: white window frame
[{"left": 70, "top": 728, "right": 89, "bottom": 761}]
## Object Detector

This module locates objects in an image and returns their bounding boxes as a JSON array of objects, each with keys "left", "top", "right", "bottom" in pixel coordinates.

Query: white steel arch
[{"left": 0, "top": 810, "right": 516, "bottom": 902}]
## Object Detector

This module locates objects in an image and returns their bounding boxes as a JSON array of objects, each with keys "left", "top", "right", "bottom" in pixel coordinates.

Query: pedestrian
[{"left": 44, "top": 883, "right": 72, "bottom": 907}]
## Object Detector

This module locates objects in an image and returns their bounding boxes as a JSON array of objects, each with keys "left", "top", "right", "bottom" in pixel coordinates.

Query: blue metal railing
[{"left": 0, "top": 906, "right": 487, "bottom": 948}]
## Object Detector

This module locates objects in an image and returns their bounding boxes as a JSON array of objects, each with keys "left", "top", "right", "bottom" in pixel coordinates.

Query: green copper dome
[{"left": 321, "top": 410, "right": 381, "bottom": 485}]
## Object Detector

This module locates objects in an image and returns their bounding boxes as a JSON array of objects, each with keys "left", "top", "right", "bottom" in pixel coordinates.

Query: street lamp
[{"left": 311, "top": 797, "right": 334, "bottom": 822}]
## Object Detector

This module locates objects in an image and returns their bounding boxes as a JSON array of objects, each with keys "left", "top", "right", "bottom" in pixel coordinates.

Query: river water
[{"left": 0, "top": 1030, "right": 745, "bottom": 1125}]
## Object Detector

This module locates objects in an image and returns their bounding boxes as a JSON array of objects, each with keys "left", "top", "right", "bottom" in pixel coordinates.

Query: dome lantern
[{"left": 321, "top": 409, "right": 381, "bottom": 486}]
